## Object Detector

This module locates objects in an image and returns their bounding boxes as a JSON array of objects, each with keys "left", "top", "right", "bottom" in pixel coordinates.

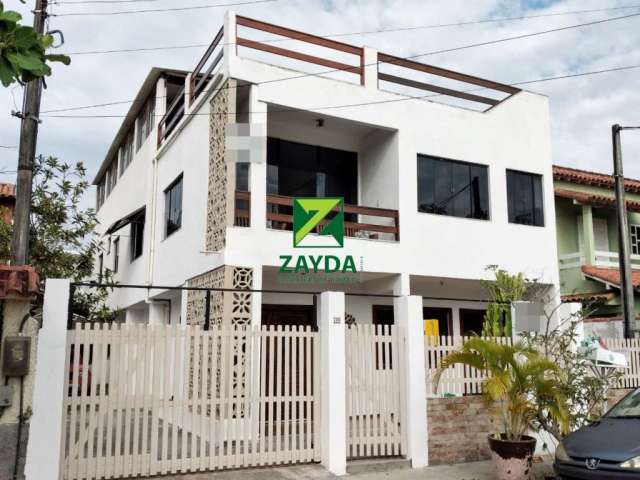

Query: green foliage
[
  {"left": 519, "top": 313, "right": 623, "bottom": 440},
  {"left": 434, "top": 337, "right": 570, "bottom": 440},
  {"left": 0, "top": 155, "right": 116, "bottom": 322},
  {"left": 0, "top": 2, "right": 70, "bottom": 87},
  {"left": 481, "top": 266, "right": 527, "bottom": 337}
]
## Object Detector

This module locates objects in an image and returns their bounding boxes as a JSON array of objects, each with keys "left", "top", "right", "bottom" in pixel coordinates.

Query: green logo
[{"left": 293, "top": 197, "right": 344, "bottom": 248}]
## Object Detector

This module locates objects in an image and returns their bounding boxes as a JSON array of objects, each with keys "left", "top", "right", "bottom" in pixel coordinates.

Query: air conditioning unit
[{"left": 578, "top": 336, "right": 628, "bottom": 368}]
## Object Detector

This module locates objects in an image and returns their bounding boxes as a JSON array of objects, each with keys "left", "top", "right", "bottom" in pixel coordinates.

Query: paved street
[{"left": 151, "top": 460, "right": 556, "bottom": 480}]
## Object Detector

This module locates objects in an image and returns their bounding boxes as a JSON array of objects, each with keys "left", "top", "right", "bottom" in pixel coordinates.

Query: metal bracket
[{"left": 11, "top": 111, "right": 42, "bottom": 124}]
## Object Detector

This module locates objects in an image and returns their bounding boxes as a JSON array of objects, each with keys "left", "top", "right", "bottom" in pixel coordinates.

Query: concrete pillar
[
  {"left": 362, "top": 46, "right": 378, "bottom": 90},
  {"left": 317, "top": 291, "right": 346, "bottom": 475},
  {"left": 148, "top": 301, "right": 168, "bottom": 326},
  {"left": 251, "top": 265, "right": 263, "bottom": 327},
  {"left": 223, "top": 11, "right": 238, "bottom": 77},
  {"left": 395, "top": 295, "right": 428, "bottom": 468},
  {"left": 582, "top": 204, "right": 596, "bottom": 265},
  {"left": 25, "top": 279, "right": 70, "bottom": 480},
  {"left": 184, "top": 72, "right": 193, "bottom": 108},
  {"left": 248, "top": 84, "right": 267, "bottom": 231}
]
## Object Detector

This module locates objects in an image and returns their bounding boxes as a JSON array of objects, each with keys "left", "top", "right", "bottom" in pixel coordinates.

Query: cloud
[{"left": 1, "top": 0, "right": 639, "bottom": 196}]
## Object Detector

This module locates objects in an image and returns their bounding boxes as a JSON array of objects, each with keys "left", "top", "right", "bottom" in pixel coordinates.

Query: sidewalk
[{"left": 152, "top": 460, "right": 556, "bottom": 480}]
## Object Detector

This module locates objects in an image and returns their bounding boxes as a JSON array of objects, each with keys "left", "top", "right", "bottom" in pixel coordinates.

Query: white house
[{"left": 93, "top": 12, "right": 560, "bottom": 334}]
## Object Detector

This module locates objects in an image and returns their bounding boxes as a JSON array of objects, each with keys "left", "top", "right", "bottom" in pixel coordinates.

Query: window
[
  {"left": 112, "top": 237, "right": 119, "bottom": 273},
  {"left": 631, "top": 224, "right": 640, "bottom": 255},
  {"left": 460, "top": 309, "right": 486, "bottom": 336},
  {"left": 372, "top": 305, "right": 394, "bottom": 325},
  {"left": 417, "top": 155, "right": 489, "bottom": 220},
  {"left": 96, "top": 179, "right": 105, "bottom": 209},
  {"left": 136, "top": 94, "right": 155, "bottom": 151},
  {"left": 423, "top": 307, "right": 453, "bottom": 337},
  {"left": 506, "top": 170, "right": 544, "bottom": 226},
  {"left": 164, "top": 174, "right": 183, "bottom": 237},
  {"left": 98, "top": 254, "right": 103, "bottom": 282},
  {"left": 130, "top": 210, "right": 145, "bottom": 261},
  {"left": 236, "top": 163, "right": 249, "bottom": 192},
  {"left": 106, "top": 160, "right": 118, "bottom": 195},
  {"left": 119, "top": 132, "right": 134, "bottom": 176}
]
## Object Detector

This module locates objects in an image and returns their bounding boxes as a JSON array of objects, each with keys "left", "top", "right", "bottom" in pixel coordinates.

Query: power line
[
  {"left": 53, "top": 0, "right": 279, "bottom": 16},
  {"left": 0, "top": 146, "right": 18, "bottom": 149},
  {"left": 42, "top": 12, "right": 640, "bottom": 114},
  {"left": 39, "top": 63, "right": 640, "bottom": 119},
  {"left": 63, "top": 4, "right": 640, "bottom": 55},
  {"left": 54, "top": 0, "right": 161, "bottom": 4}
]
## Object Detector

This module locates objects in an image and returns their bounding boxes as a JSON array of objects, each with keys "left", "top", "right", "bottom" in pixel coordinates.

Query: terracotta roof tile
[
  {"left": 581, "top": 265, "right": 640, "bottom": 289},
  {"left": 0, "top": 265, "right": 40, "bottom": 299},
  {"left": 553, "top": 165, "right": 640, "bottom": 193},
  {"left": 561, "top": 291, "right": 617, "bottom": 302},
  {"left": 555, "top": 188, "right": 640, "bottom": 212},
  {"left": 0, "top": 183, "right": 15, "bottom": 199}
]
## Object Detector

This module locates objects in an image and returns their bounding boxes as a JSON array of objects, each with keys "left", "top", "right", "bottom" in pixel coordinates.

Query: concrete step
[{"left": 346, "top": 457, "right": 411, "bottom": 475}]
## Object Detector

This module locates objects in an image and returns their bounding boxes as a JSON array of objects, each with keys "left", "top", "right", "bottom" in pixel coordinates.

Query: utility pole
[
  {"left": 10, "top": 0, "right": 48, "bottom": 265},
  {"left": 612, "top": 124, "right": 636, "bottom": 339}
]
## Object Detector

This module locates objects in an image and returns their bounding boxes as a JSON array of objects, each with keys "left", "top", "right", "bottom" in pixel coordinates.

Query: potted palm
[{"left": 434, "top": 337, "right": 569, "bottom": 480}]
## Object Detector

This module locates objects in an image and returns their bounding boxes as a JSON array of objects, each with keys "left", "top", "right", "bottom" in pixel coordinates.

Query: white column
[
  {"left": 25, "top": 279, "right": 70, "bottom": 480},
  {"left": 223, "top": 11, "right": 238, "bottom": 76},
  {"left": 148, "top": 301, "right": 168, "bottom": 326},
  {"left": 248, "top": 84, "right": 267, "bottom": 230},
  {"left": 395, "top": 295, "right": 428, "bottom": 468},
  {"left": 362, "top": 46, "right": 378, "bottom": 90},
  {"left": 184, "top": 72, "right": 193, "bottom": 109},
  {"left": 317, "top": 291, "right": 346, "bottom": 475}
]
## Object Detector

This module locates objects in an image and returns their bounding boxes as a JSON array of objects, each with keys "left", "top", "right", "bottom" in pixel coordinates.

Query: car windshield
[{"left": 606, "top": 389, "right": 640, "bottom": 418}]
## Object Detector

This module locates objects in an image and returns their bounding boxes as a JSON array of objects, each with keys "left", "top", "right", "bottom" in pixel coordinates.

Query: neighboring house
[
  {"left": 555, "top": 165, "right": 640, "bottom": 337},
  {"left": 0, "top": 182, "right": 15, "bottom": 225},
  {"left": 93, "top": 12, "right": 559, "bottom": 333}
]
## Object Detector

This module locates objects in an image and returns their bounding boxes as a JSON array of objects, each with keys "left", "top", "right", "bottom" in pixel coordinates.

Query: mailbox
[{"left": 2, "top": 336, "right": 31, "bottom": 377}]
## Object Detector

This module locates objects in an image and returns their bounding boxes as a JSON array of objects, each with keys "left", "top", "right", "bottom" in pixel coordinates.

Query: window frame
[
  {"left": 112, "top": 237, "right": 119, "bottom": 273},
  {"left": 506, "top": 169, "right": 545, "bottom": 227},
  {"left": 130, "top": 211, "right": 145, "bottom": 262},
  {"left": 416, "top": 154, "right": 491, "bottom": 221},
  {"left": 631, "top": 224, "right": 640, "bottom": 256},
  {"left": 164, "top": 174, "right": 183, "bottom": 238}
]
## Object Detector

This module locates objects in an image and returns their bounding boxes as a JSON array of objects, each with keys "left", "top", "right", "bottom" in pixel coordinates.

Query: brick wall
[{"left": 427, "top": 395, "right": 500, "bottom": 465}]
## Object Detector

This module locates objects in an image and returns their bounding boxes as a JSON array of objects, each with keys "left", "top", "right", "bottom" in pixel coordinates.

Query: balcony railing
[
  {"left": 233, "top": 192, "right": 400, "bottom": 241},
  {"left": 267, "top": 195, "right": 399, "bottom": 241},
  {"left": 559, "top": 250, "right": 640, "bottom": 270}
]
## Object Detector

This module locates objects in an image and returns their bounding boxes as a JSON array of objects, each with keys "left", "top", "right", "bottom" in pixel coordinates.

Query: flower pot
[{"left": 488, "top": 434, "right": 537, "bottom": 480}]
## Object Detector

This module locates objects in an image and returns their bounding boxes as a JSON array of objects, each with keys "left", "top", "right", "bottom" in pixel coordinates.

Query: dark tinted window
[
  {"left": 164, "top": 175, "right": 183, "bottom": 237},
  {"left": 113, "top": 237, "right": 119, "bottom": 273},
  {"left": 417, "top": 155, "right": 489, "bottom": 220},
  {"left": 236, "top": 163, "right": 249, "bottom": 192},
  {"left": 267, "top": 138, "right": 357, "bottom": 203},
  {"left": 423, "top": 307, "right": 453, "bottom": 336},
  {"left": 130, "top": 211, "right": 145, "bottom": 261},
  {"left": 507, "top": 170, "right": 544, "bottom": 226},
  {"left": 460, "top": 309, "right": 486, "bottom": 336}
]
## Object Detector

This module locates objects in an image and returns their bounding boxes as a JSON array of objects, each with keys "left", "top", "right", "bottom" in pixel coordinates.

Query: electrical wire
[
  {"left": 39, "top": 62, "right": 640, "bottom": 119},
  {"left": 53, "top": 0, "right": 279, "bottom": 16},
  {"left": 62, "top": 4, "right": 640, "bottom": 55},
  {"left": 40, "top": 10, "right": 640, "bottom": 115}
]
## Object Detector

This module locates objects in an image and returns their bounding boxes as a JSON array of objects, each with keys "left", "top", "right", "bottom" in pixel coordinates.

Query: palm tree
[{"left": 434, "top": 337, "right": 570, "bottom": 440}]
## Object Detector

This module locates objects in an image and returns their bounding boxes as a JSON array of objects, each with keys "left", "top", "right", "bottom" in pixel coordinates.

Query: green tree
[
  {"left": 0, "top": 155, "right": 115, "bottom": 321},
  {"left": 0, "top": 2, "right": 70, "bottom": 87},
  {"left": 435, "top": 337, "right": 570, "bottom": 440},
  {"left": 481, "top": 265, "right": 527, "bottom": 337}
]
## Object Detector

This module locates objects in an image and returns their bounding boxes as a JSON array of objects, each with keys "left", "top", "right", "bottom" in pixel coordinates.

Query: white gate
[
  {"left": 345, "top": 324, "right": 405, "bottom": 459},
  {"left": 60, "top": 323, "right": 319, "bottom": 479}
]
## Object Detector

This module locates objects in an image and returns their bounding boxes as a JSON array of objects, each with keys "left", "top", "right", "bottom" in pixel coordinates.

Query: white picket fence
[
  {"left": 424, "top": 336, "right": 640, "bottom": 397},
  {"left": 424, "top": 335, "right": 512, "bottom": 396},
  {"left": 603, "top": 337, "right": 640, "bottom": 388},
  {"left": 345, "top": 324, "right": 405, "bottom": 459},
  {"left": 61, "top": 323, "right": 319, "bottom": 480}
]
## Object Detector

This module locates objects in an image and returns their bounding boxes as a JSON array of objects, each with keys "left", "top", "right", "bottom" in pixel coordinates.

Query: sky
[{"left": 1, "top": 0, "right": 640, "bottom": 199}]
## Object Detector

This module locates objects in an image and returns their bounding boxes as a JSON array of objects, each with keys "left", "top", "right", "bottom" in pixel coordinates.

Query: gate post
[
  {"left": 317, "top": 291, "right": 346, "bottom": 475},
  {"left": 395, "top": 295, "right": 428, "bottom": 468},
  {"left": 25, "top": 279, "right": 71, "bottom": 480}
]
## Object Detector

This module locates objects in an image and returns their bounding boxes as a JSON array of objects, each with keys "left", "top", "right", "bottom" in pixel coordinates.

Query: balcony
[
  {"left": 234, "top": 191, "right": 399, "bottom": 242},
  {"left": 559, "top": 250, "right": 640, "bottom": 270}
]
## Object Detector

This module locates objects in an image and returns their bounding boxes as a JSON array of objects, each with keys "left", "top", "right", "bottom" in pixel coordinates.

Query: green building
[{"left": 555, "top": 165, "right": 640, "bottom": 337}]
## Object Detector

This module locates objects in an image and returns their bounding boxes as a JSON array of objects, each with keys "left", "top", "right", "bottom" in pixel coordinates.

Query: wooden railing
[
  {"left": 266, "top": 194, "right": 399, "bottom": 241},
  {"left": 234, "top": 190, "right": 251, "bottom": 227},
  {"left": 235, "top": 15, "right": 365, "bottom": 85},
  {"left": 190, "top": 26, "right": 224, "bottom": 105},
  {"left": 157, "top": 87, "right": 185, "bottom": 147},
  {"left": 377, "top": 53, "right": 520, "bottom": 109}
]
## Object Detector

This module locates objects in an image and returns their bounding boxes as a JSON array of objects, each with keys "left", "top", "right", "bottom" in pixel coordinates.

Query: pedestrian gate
[{"left": 61, "top": 324, "right": 319, "bottom": 479}]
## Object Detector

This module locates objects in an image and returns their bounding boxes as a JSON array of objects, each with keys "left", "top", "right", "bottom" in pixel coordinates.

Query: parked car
[{"left": 554, "top": 387, "right": 640, "bottom": 479}]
